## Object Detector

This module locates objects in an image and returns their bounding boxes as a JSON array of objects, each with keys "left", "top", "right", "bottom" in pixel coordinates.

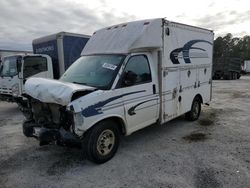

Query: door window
[
  {"left": 23, "top": 56, "right": 47, "bottom": 78},
  {"left": 121, "top": 55, "right": 151, "bottom": 87}
]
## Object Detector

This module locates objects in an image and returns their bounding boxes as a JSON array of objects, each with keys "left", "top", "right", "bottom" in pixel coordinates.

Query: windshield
[
  {"left": 60, "top": 54, "right": 125, "bottom": 89},
  {"left": 0, "top": 56, "right": 19, "bottom": 77}
]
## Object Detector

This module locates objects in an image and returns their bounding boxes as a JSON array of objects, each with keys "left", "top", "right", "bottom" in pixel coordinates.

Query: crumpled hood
[{"left": 25, "top": 78, "right": 95, "bottom": 106}]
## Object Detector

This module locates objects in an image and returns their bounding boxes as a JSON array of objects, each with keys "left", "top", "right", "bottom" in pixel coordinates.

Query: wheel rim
[
  {"left": 193, "top": 101, "right": 200, "bottom": 117},
  {"left": 97, "top": 129, "right": 115, "bottom": 156}
]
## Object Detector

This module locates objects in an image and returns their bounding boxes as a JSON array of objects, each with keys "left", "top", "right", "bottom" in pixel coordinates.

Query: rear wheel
[
  {"left": 82, "top": 120, "right": 120, "bottom": 164},
  {"left": 232, "top": 72, "right": 237, "bottom": 80},
  {"left": 185, "top": 97, "right": 201, "bottom": 121},
  {"left": 237, "top": 73, "right": 241, "bottom": 79},
  {"left": 229, "top": 73, "right": 233, "bottom": 80}
]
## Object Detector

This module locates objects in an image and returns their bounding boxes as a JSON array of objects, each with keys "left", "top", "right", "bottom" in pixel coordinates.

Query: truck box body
[
  {"left": 212, "top": 57, "right": 241, "bottom": 80},
  {"left": 23, "top": 18, "right": 214, "bottom": 163},
  {"left": 82, "top": 19, "right": 214, "bottom": 123},
  {"left": 32, "top": 32, "right": 90, "bottom": 79}
]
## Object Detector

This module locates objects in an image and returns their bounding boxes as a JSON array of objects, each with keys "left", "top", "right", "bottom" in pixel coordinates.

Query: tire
[
  {"left": 233, "top": 72, "right": 236, "bottom": 80},
  {"left": 82, "top": 120, "right": 120, "bottom": 164},
  {"left": 185, "top": 97, "right": 201, "bottom": 121},
  {"left": 237, "top": 73, "right": 241, "bottom": 79},
  {"left": 223, "top": 75, "right": 228, "bottom": 80},
  {"left": 23, "top": 121, "right": 34, "bottom": 137}
]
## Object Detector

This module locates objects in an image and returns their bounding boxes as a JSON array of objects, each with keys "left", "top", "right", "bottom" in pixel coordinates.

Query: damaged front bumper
[{"left": 23, "top": 120, "right": 82, "bottom": 147}]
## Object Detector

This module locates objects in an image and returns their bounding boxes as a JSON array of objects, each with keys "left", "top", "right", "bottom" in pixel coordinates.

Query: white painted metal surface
[
  {"left": 243, "top": 60, "right": 250, "bottom": 73},
  {"left": 82, "top": 18, "right": 163, "bottom": 55},
  {"left": 25, "top": 77, "right": 95, "bottom": 106}
]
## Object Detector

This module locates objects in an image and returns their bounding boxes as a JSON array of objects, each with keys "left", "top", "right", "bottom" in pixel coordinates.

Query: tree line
[{"left": 214, "top": 33, "right": 250, "bottom": 61}]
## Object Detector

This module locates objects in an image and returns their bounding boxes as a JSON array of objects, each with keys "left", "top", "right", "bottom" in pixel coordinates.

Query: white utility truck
[
  {"left": 0, "top": 54, "right": 52, "bottom": 104},
  {"left": 23, "top": 18, "right": 214, "bottom": 163}
]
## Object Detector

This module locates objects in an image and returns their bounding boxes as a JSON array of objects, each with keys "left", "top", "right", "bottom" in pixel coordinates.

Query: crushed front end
[{"left": 23, "top": 98, "right": 81, "bottom": 147}]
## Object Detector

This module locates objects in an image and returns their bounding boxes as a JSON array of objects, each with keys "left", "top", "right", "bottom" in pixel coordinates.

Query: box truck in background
[
  {"left": 23, "top": 18, "right": 214, "bottom": 163},
  {"left": 0, "top": 32, "right": 90, "bottom": 106},
  {"left": 32, "top": 32, "right": 90, "bottom": 79}
]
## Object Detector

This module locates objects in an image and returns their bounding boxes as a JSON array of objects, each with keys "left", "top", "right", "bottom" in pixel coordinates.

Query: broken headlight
[{"left": 73, "top": 113, "right": 84, "bottom": 128}]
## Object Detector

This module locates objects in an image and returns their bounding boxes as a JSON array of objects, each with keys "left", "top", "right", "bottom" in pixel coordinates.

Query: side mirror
[
  {"left": 123, "top": 71, "right": 137, "bottom": 86},
  {"left": 16, "top": 58, "right": 22, "bottom": 73},
  {"left": 0, "top": 65, "right": 3, "bottom": 76}
]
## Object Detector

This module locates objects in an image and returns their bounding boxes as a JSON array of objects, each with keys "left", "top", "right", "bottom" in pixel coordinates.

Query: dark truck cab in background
[{"left": 212, "top": 57, "right": 241, "bottom": 80}]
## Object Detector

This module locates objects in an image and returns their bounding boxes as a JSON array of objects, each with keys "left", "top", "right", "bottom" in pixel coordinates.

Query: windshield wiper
[{"left": 73, "top": 81, "right": 88, "bottom": 86}]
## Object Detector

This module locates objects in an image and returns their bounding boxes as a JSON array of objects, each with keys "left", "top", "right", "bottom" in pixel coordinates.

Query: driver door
[{"left": 118, "top": 54, "right": 159, "bottom": 134}]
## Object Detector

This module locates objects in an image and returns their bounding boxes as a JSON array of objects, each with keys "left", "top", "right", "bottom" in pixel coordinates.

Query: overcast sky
[{"left": 0, "top": 0, "right": 249, "bottom": 51}]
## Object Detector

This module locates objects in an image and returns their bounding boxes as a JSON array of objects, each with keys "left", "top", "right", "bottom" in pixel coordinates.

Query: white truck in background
[
  {"left": 22, "top": 18, "right": 214, "bottom": 164},
  {"left": 0, "top": 54, "right": 52, "bottom": 103},
  {"left": 242, "top": 60, "right": 250, "bottom": 74},
  {"left": 0, "top": 32, "right": 90, "bottom": 108}
]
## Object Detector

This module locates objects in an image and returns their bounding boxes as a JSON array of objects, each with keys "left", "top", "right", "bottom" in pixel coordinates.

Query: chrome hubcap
[{"left": 97, "top": 129, "right": 115, "bottom": 156}]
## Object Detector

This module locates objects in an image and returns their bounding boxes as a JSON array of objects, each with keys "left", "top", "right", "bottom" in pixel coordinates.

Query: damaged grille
[{"left": 31, "top": 99, "right": 73, "bottom": 130}]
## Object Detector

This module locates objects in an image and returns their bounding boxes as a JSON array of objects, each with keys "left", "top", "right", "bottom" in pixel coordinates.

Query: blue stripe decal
[
  {"left": 170, "top": 40, "right": 212, "bottom": 64},
  {"left": 81, "top": 90, "right": 146, "bottom": 117},
  {"left": 128, "top": 98, "right": 158, "bottom": 116},
  {"left": 103, "top": 93, "right": 159, "bottom": 109}
]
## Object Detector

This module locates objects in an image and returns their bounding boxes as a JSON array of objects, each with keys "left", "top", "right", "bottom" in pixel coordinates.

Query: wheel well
[
  {"left": 194, "top": 94, "right": 203, "bottom": 104},
  {"left": 108, "top": 117, "right": 126, "bottom": 135},
  {"left": 85, "top": 117, "right": 126, "bottom": 136}
]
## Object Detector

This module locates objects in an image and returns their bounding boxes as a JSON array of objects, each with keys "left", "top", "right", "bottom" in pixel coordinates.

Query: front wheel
[
  {"left": 82, "top": 120, "right": 120, "bottom": 164},
  {"left": 185, "top": 97, "right": 201, "bottom": 121}
]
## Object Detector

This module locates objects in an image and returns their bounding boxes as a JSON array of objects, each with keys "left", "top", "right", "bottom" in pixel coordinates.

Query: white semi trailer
[
  {"left": 23, "top": 18, "right": 214, "bottom": 163},
  {"left": 243, "top": 60, "right": 250, "bottom": 73}
]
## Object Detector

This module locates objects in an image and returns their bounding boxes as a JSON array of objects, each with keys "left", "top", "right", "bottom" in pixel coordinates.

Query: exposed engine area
[
  {"left": 21, "top": 88, "right": 95, "bottom": 146},
  {"left": 32, "top": 101, "right": 61, "bottom": 127},
  {"left": 22, "top": 97, "right": 80, "bottom": 146},
  {"left": 28, "top": 99, "right": 73, "bottom": 130}
]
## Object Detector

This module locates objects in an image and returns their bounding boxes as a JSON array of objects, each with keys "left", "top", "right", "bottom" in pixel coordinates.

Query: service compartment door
[
  {"left": 180, "top": 67, "right": 197, "bottom": 91},
  {"left": 179, "top": 66, "right": 197, "bottom": 114},
  {"left": 118, "top": 55, "right": 158, "bottom": 133},
  {"left": 162, "top": 68, "right": 179, "bottom": 121},
  {"left": 198, "top": 65, "right": 211, "bottom": 84},
  {"left": 197, "top": 64, "right": 212, "bottom": 102}
]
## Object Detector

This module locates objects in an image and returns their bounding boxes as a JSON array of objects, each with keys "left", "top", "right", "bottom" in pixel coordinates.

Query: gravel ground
[{"left": 0, "top": 76, "right": 250, "bottom": 188}]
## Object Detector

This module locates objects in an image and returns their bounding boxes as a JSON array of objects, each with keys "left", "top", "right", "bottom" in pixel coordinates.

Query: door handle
[{"left": 152, "top": 84, "right": 156, "bottom": 94}]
